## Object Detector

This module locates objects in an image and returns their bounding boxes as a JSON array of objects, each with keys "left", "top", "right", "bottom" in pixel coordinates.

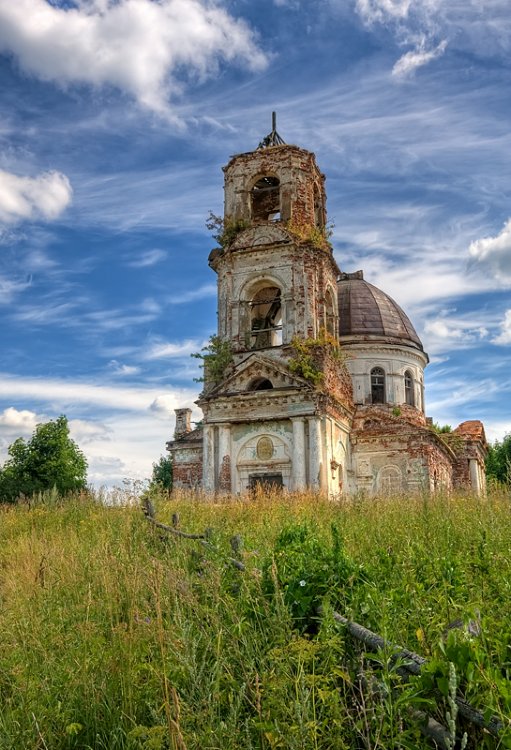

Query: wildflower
[{"left": 299, "top": 580, "right": 306, "bottom": 587}]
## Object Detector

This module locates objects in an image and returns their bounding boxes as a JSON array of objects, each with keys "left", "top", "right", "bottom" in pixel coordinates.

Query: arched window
[
  {"left": 404, "top": 370, "right": 414, "bottom": 406},
  {"left": 251, "top": 176, "right": 280, "bottom": 221},
  {"left": 250, "top": 286, "right": 282, "bottom": 349},
  {"left": 248, "top": 377, "right": 274, "bottom": 391},
  {"left": 371, "top": 367, "right": 385, "bottom": 404}
]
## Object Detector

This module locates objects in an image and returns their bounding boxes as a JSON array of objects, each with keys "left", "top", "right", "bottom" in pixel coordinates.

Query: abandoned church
[{"left": 167, "top": 120, "right": 487, "bottom": 497}]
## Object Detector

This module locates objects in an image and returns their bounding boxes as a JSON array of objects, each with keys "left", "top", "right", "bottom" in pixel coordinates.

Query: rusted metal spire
[{"left": 257, "top": 111, "right": 286, "bottom": 149}]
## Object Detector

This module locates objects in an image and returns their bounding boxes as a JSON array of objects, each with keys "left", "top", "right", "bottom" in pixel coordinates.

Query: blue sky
[{"left": 0, "top": 0, "right": 510, "bottom": 487}]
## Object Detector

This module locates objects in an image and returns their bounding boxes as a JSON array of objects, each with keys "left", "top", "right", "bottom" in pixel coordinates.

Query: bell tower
[
  {"left": 196, "top": 116, "right": 354, "bottom": 494},
  {"left": 209, "top": 114, "right": 338, "bottom": 361}
]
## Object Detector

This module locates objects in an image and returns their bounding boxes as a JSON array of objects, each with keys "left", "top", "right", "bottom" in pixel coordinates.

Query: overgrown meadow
[{"left": 0, "top": 488, "right": 510, "bottom": 749}]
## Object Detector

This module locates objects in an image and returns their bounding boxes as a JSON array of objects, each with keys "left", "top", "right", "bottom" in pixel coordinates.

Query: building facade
[{"left": 168, "top": 125, "right": 487, "bottom": 496}]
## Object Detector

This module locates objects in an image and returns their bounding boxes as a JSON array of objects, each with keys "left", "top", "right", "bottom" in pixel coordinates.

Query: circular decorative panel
[{"left": 256, "top": 436, "right": 274, "bottom": 461}]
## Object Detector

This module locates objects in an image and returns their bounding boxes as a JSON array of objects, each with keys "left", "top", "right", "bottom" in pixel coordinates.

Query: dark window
[
  {"left": 248, "top": 378, "right": 274, "bottom": 391},
  {"left": 404, "top": 370, "right": 414, "bottom": 406},
  {"left": 251, "top": 176, "right": 280, "bottom": 221},
  {"left": 250, "top": 286, "right": 282, "bottom": 349},
  {"left": 371, "top": 367, "right": 385, "bottom": 404},
  {"left": 249, "top": 473, "right": 283, "bottom": 491}
]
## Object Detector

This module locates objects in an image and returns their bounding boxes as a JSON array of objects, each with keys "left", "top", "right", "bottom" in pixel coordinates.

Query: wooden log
[
  {"left": 142, "top": 503, "right": 246, "bottom": 571},
  {"left": 331, "top": 610, "right": 504, "bottom": 738},
  {"left": 146, "top": 516, "right": 206, "bottom": 540}
]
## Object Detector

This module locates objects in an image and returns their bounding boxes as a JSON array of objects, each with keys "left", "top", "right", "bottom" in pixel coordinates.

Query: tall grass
[{"left": 0, "top": 489, "right": 510, "bottom": 749}]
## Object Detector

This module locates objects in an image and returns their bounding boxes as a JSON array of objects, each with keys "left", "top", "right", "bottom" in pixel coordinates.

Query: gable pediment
[{"left": 210, "top": 353, "right": 310, "bottom": 395}]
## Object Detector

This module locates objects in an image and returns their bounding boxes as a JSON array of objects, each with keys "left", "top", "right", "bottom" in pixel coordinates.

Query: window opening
[
  {"left": 250, "top": 286, "right": 282, "bottom": 349},
  {"left": 249, "top": 473, "right": 283, "bottom": 491},
  {"left": 248, "top": 378, "right": 274, "bottom": 391},
  {"left": 251, "top": 176, "right": 280, "bottom": 222},
  {"left": 371, "top": 367, "right": 385, "bottom": 404},
  {"left": 404, "top": 370, "right": 414, "bottom": 406}
]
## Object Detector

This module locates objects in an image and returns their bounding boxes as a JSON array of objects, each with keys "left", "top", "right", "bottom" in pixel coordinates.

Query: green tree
[
  {"left": 150, "top": 454, "right": 173, "bottom": 492},
  {"left": 0, "top": 416, "right": 87, "bottom": 503},
  {"left": 486, "top": 434, "right": 511, "bottom": 484},
  {"left": 191, "top": 334, "right": 233, "bottom": 386}
]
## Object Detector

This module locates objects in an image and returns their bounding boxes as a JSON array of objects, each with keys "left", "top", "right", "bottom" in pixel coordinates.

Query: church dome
[{"left": 337, "top": 271, "right": 424, "bottom": 352}]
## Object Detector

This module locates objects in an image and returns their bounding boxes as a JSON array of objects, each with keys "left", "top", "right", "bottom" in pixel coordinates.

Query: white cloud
[
  {"left": 424, "top": 319, "right": 487, "bottom": 341},
  {"left": 68, "top": 418, "right": 112, "bottom": 444},
  {"left": 168, "top": 283, "right": 217, "bottom": 305},
  {"left": 108, "top": 360, "right": 141, "bottom": 376},
  {"left": 492, "top": 309, "right": 511, "bottom": 346},
  {"left": 150, "top": 395, "right": 179, "bottom": 419},
  {"left": 356, "top": 0, "right": 412, "bottom": 25},
  {"left": 392, "top": 38, "right": 447, "bottom": 78},
  {"left": 0, "top": 374, "right": 195, "bottom": 413},
  {"left": 355, "top": 0, "right": 511, "bottom": 77},
  {"left": 0, "top": 407, "right": 39, "bottom": 434},
  {"left": 422, "top": 316, "right": 489, "bottom": 356},
  {"left": 0, "top": 169, "right": 72, "bottom": 225},
  {"left": 126, "top": 249, "right": 167, "bottom": 268},
  {"left": 0, "top": 0, "right": 268, "bottom": 118},
  {"left": 0, "top": 275, "right": 33, "bottom": 305},
  {"left": 0, "top": 377, "right": 200, "bottom": 484},
  {"left": 143, "top": 338, "right": 201, "bottom": 360},
  {"left": 468, "top": 219, "right": 511, "bottom": 284}
]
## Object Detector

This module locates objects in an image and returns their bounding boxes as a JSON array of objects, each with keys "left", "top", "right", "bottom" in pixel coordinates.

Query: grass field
[{"left": 0, "top": 488, "right": 510, "bottom": 749}]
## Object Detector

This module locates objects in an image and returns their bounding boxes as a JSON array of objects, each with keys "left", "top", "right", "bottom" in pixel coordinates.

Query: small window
[
  {"left": 250, "top": 286, "right": 282, "bottom": 349},
  {"left": 251, "top": 176, "right": 280, "bottom": 222},
  {"left": 248, "top": 378, "right": 274, "bottom": 391},
  {"left": 404, "top": 370, "right": 414, "bottom": 406},
  {"left": 371, "top": 367, "right": 385, "bottom": 404}
]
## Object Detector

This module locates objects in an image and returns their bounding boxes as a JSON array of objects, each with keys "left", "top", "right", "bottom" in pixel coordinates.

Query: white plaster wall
[
  {"left": 323, "top": 416, "right": 351, "bottom": 498},
  {"left": 231, "top": 421, "right": 293, "bottom": 493},
  {"left": 343, "top": 344, "right": 427, "bottom": 411}
]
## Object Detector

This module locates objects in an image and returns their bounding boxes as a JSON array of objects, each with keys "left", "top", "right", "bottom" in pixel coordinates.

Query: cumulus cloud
[
  {"left": 150, "top": 394, "right": 181, "bottom": 418},
  {"left": 0, "top": 169, "right": 72, "bottom": 225},
  {"left": 0, "top": 407, "right": 39, "bottom": 434},
  {"left": 0, "top": 408, "right": 111, "bottom": 448},
  {"left": 425, "top": 319, "right": 487, "bottom": 341},
  {"left": 68, "top": 418, "right": 112, "bottom": 443},
  {"left": 0, "top": 374, "right": 195, "bottom": 413},
  {"left": 423, "top": 317, "right": 489, "bottom": 356},
  {"left": 468, "top": 219, "right": 511, "bottom": 284},
  {"left": 0, "top": 0, "right": 268, "bottom": 117},
  {"left": 492, "top": 309, "right": 511, "bottom": 345},
  {"left": 392, "top": 38, "right": 447, "bottom": 78}
]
